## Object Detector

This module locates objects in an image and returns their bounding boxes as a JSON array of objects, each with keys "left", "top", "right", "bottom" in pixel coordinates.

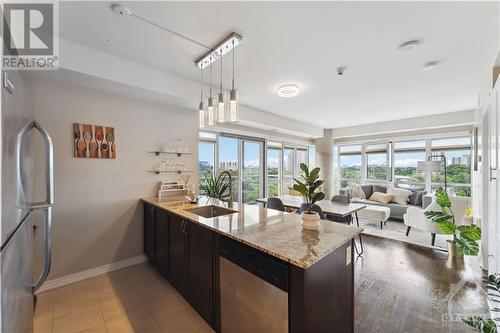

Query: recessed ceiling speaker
[{"left": 111, "top": 4, "right": 132, "bottom": 17}]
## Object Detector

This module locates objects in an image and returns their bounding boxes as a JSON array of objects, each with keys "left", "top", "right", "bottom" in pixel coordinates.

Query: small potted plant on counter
[
  {"left": 293, "top": 163, "right": 325, "bottom": 230},
  {"left": 200, "top": 172, "right": 231, "bottom": 203},
  {"left": 424, "top": 187, "right": 481, "bottom": 257}
]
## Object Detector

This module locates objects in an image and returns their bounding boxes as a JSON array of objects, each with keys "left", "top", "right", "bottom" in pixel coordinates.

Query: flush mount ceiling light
[
  {"left": 278, "top": 84, "right": 300, "bottom": 98},
  {"left": 423, "top": 61, "right": 440, "bottom": 71},
  {"left": 398, "top": 40, "right": 420, "bottom": 52}
]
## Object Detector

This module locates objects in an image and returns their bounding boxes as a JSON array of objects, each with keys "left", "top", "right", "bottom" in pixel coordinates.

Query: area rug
[{"left": 357, "top": 218, "right": 451, "bottom": 251}]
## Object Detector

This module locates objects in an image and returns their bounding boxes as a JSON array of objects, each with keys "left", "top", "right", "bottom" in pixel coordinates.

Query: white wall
[
  {"left": 26, "top": 75, "right": 198, "bottom": 279},
  {"left": 332, "top": 110, "right": 475, "bottom": 141}
]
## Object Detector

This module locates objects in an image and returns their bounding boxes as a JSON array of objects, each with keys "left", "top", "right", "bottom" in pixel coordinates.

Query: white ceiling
[{"left": 59, "top": 1, "right": 499, "bottom": 129}]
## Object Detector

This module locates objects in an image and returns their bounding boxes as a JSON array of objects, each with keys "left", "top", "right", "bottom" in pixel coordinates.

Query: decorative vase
[
  {"left": 447, "top": 240, "right": 464, "bottom": 258},
  {"left": 300, "top": 211, "right": 320, "bottom": 230}
]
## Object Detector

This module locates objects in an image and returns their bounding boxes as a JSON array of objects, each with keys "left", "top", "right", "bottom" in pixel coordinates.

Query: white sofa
[{"left": 403, "top": 196, "right": 471, "bottom": 246}]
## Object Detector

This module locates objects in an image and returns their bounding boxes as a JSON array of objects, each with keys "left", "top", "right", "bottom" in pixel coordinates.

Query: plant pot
[
  {"left": 301, "top": 211, "right": 320, "bottom": 230},
  {"left": 447, "top": 240, "right": 464, "bottom": 258}
]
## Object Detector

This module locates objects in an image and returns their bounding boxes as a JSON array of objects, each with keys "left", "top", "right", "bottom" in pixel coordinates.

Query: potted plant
[
  {"left": 424, "top": 187, "right": 481, "bottom": 257},
  {"left": 293, "top": 163, "right": 325, "bottom": 230},
  {"left": 200, "top": 172, "right": 231, "bottom": 202}
]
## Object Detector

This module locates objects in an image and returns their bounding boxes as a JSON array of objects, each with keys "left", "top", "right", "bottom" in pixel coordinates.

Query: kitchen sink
[{"left": 187, "top": 205, "right": 238, "bottom": 218}]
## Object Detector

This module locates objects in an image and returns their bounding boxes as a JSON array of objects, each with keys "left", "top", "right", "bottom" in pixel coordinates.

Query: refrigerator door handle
[
  {"left": 17, "top": 120, "right": 54, "bottom": 209},
  {"left": 32, "top": 206, "right": 52, "bottom": 293}
]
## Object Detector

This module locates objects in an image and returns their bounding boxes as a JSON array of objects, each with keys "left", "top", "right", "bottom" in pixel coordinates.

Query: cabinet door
[
  {"left": 187, "top": 222, "right": 214, "bottom": 326},
  {"left": 154, "top": 209, "right": 169, "bottom": 277},
  {"left": 143, "top": 203, "right": 156, "bottom": 262},
  {"left": 168, "top": 214, "right": 187, "bottom": 296}
]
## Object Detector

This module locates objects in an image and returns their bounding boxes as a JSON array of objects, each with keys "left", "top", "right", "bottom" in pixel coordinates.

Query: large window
[
  {"left": 393, "top": 140, "right": 426, "bottom": 190},
  {"left": 218, "top": 136, "right": 240, "bottom": 201},
  {"left": 296, "top": 148, "right": 308, "bottom": 173},
  {"left": 334, "top": 135, "right": 472, "bottom": 196},
  {"left": 308, "top": 146, "right": 316, "bottom": 168},
  {"left": 267, "top": 147, "right": 281, "bottom": 197},
  {"left": 282, "top": 147, "right": 295, "bottom": 195},
  {"left": 199, "top": 142, "right": 215, "bottom": 188},
  {"left": 198, "top": 132, "right": 313, "bottom": 200},
  {"left": 431, "top": 137, "right": 471, "bottom": 196},
  {"left": 339, "top": 145, "right": 362, "bottom": 187},
  {"left": 366, "top": 144, "right": 387, "bottom": 181},
  {"left": 242, "top": 140, "right": 263, "bottom": 204}
]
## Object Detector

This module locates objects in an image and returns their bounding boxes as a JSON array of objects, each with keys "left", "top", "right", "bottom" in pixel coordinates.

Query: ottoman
[{"left": 356, "top": 205, "right": 391, "bottom": 229}]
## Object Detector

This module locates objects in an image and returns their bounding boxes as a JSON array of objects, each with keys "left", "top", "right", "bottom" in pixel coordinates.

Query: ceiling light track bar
[{"left": 194, "top": 32, "right": 242, "bottom": 69}]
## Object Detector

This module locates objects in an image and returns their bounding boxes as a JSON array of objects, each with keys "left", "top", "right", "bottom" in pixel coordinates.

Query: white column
[{"left": 314, "top": 129, "right": 334, "bottom": 199}]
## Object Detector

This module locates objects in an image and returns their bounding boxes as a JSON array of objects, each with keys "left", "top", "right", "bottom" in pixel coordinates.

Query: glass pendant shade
[
  {"left": 207, "top": 97, "right": 215, "bottom": 126},
  {"left": 229, "top": 88, "right": 238, "bottom": 122},
  {"left": 217, "top": 92, "right": 225, "bottom": 123},
  {"left": 198, "top": 101, "right": 205, "bottom": 128}
]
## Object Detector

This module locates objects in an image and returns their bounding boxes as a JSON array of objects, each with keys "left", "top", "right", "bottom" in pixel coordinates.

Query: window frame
[{"left": 333, "top": 134, "right": 472, "bottom": 196}]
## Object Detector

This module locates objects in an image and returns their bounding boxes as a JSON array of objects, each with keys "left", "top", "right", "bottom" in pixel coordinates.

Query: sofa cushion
[
  {"left": 350, "top": 198, "right": 410, "bottom": 220},
  {"left": 373, "top": 184, "right": 387, "bottom": 193},
  {"left": 387, "top": 185, "right": 412, "bottom": 204},
  {"left": 408, "top": 190, "right": 427, "bottom": 206},
  {"left": 361, "top": 185, "right": 373, "bottom": 199},
  {"left": 369, "top": 192, "right": 393, "bottom": 204},
  {"left": 347, "top": 183, "right": 366, "bottom": 199}
]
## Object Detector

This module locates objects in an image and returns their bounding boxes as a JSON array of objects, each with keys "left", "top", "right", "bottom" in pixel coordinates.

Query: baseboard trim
[{"left": 36, "top": 255, "right": 148, "bottom": 294}]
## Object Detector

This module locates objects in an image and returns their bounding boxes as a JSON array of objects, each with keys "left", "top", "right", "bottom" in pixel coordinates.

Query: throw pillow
[
  {"left": 348, "top": 183, "right": 366, "bottom": 199},
  {"left": 408, "top": 190, "right": 427, "bottom": 206},
  {"left": 387, "top": 185, "right": 412, "bottom": 205},
  {"left": 369, "top": 192, "right": 393, "bottom": 204},
  {"left": 373, "top": 184, "right": 387, "bottom": 193},
  {"left": 361, "top": 185, "right": 373, "bottom": 199}
]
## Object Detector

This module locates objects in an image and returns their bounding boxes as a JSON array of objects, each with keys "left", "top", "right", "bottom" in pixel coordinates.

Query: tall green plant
[
  {"left": 293, "top": 163, "right": 325, "bottom": 214},
  {"left": 200, "top": 172, "right": 231, "bottom": 201},
  {"left": 424, "top": 187, "right": 481, "bottom": 255}
]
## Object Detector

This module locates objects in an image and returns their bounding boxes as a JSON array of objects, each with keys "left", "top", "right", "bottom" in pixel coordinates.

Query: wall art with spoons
[{"left": 73, "top": 123, "right": 116, "bottom": 159}]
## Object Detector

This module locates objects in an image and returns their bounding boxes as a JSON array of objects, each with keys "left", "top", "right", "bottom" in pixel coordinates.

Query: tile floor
[{"left": 34, "top": 263, "right": 214, "bottom": 333}]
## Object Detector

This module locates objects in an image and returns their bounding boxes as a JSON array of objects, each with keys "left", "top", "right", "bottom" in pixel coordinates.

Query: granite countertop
[{"left": 142, "top": 196, "right": 363, "bottom": 269}]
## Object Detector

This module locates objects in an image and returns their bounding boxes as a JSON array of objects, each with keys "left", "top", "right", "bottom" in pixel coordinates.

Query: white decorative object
[
  {"left": 301, "top": 211, "right": 320, "bottom": 230},
  {"left": 403, "top": 196, "right": 471, "bottom": 243}
]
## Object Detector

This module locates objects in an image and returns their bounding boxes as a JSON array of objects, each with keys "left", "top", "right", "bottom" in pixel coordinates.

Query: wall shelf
[
  {"left": 149, "top": 151, "right": 194, "bottom": 157},
  {"left": 149, "top": 170, "right": 193, "bottom": 175}
]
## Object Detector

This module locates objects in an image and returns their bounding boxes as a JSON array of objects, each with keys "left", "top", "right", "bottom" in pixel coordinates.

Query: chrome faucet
[{"left": 218, "top": 170, "right": 233, "bottom": 208}]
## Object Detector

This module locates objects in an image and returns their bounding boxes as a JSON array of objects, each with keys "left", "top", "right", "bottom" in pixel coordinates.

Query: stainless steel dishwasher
[{"left": 219, "top": 236, "right": 289, "bottom": 333}]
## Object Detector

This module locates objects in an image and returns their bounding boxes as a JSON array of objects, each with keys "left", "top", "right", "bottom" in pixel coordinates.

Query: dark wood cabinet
[
  {"left": 143, "top": 201, "right": 354, "bottom": 333},
  {"left": 187, "top": 222, "right": 214, "bottom": 326},
  {"left": 168, "top": 213, "right": 188, "bottom": 296},
  {"left": 143, "top": 203, "right": 156, "bottom": 262},
  {"left": 154, "top": 208, "right": 169, "bottom": 277}
]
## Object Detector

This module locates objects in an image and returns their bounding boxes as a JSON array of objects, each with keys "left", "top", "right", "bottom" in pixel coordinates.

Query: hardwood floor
[{"left": 355, "top": 235, "right": 488, "bottom": 333}]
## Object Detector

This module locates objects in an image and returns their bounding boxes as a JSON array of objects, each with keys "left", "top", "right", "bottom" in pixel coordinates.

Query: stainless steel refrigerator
[{"left": 0, "top": 69, "right": 54, "bottom": 332}]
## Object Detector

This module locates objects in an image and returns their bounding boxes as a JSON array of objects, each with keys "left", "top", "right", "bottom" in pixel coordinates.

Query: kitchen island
[{"left": 142, "top": 196, "right": 363, "bottom": 333}]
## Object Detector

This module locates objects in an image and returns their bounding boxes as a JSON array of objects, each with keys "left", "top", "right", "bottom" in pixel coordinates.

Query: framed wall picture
[{"left": 73, "top": 123, "right": 116, "bottom": 159}]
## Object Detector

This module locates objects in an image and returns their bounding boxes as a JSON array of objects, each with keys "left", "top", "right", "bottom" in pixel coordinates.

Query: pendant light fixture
[
  {"left": 217, "top": 56, "right": 225, "bottom": 123},
  {"left": 207, "top": 59, "right": 215, "bottom": 126},
  {"left": 229, "top": 38, "right": 238, "bottom": 122},
  {"left": 194, "top": 33, "right": 242, "bottom": 127},
  {"left": 198, "top": 68, "right": 205, "bottom": 128}
]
